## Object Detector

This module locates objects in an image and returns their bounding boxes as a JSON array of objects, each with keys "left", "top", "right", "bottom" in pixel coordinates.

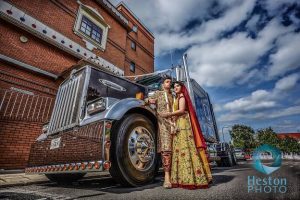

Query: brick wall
[
  {"left": 0, "top": 120, "right": 43, "bottom": 169},
  {"left": 0, "top": 63, "right": 56, "bottom": 169},
  {"left": 1, "top": 0, "right": 154, "bottom": 75},
  {"left": 0, "top": 0, "right": 154, "bottom": 169},
  {"left": 117, "top": 3, "right": 155, "bottom": 75}
]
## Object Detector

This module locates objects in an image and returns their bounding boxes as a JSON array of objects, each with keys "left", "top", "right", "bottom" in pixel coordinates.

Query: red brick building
[
  {"left": 277, "top": 133, "right": 300, "bottom": 143},
  {"left": 0, "top": 0, "right": 154, "bottom": 170}
]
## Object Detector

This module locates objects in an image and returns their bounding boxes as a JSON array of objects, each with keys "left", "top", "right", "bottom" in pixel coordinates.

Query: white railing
[
  {"left": 281, "top": 153, "right": 300, "bottom": 160},
  {"left": 0, "top": 88, "right": 54, "bottom": 122},
  {"left": 247, "top": 153, "right": 300, "bottom": 160}
]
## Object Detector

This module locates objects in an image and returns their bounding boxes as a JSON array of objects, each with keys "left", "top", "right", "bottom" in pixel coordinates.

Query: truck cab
[
  {"left": 27, "top": 65, "right": 158, "bottom": 186},
  {"left": 26, "top": 55, "right": 235, "bottom": 187}
]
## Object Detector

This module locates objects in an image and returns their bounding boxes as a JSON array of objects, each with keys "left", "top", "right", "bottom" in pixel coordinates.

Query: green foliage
[
  {"left": 256, "top": 127, "right": 280, "bottom": 148},
  {"left": 279, "top": 136, "right": 300, "bottom": 153},
  {"left": 229, "top": 124, "right": 257, "bottom": 150},
  {"left": 230, "top": 125, "right": 300, "bottom": 153}
]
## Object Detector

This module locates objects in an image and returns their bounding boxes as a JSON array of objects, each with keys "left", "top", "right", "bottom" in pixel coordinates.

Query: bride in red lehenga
[{"left": 159, "top": 81, "right": 212, "bottom": 189}]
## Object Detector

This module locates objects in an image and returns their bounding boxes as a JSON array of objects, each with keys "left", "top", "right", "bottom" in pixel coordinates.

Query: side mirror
[{"left": 148, "top": 91, "right": 156, "bottom": 97}]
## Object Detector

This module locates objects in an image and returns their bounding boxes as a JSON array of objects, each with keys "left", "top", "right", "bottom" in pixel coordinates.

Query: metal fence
[{"left": 0, "top": 88, "right": 55, "bottom": 123}]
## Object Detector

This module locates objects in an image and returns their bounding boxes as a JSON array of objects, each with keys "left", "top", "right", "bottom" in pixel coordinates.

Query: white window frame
[
  {"left": 132, "top": 25, "right": 138, "bottom": 33},
  {"left": 74, "top": 3, "right": 110, "bottom": 51},
  {"left": 130, "top": 61, "right": 135, "bottom": 73},
  {"left": 131, "top": 40, "right": 136, "bottom": 51}
]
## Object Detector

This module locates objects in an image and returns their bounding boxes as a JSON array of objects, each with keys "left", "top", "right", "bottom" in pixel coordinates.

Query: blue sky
[{"left": 112, "top": 0, "right": 300, "bottom": 138}]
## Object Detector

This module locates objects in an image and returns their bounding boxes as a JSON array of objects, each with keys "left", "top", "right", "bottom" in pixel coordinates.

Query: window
[
  {"left": 80, "top": 16, "right": 103, "bottom": 44},
  {"left": 130, "top": 62, "right": 135, "bottom": 73},
  {"left": 132, "top": 25, "right": 138, "bottom": 33},
  {"left": 74, "top": 4, "right": 110, "bottom": 51},
  {"left": 131, "top": 41, "right": 136, "bottom": 51}
]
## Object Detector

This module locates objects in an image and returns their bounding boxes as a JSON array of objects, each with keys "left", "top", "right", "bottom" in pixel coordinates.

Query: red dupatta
[{"left": 181, "top": 85, "right": 207, "bottom": 150}]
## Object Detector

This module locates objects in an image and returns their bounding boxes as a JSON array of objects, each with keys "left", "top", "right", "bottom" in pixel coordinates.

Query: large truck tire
[
  {"left": 224, "top": 151, "right": 234, "bottom": 167},
  {"left": 218, "top": 151, "right": 234, "bottom": 167},
  {"left": 109, "top": 113, "right": 158, "bottom": 187},
  {"left": 45, "top": 173, "right": 86, "bottom": 184},
  {"left": 232, "top": 152, "right": 238, "bottom": 165}
]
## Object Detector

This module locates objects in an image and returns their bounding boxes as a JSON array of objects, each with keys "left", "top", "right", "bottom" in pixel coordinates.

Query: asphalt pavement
[{"left": 0, "top": 161, "right": 299, "bottom": 200}]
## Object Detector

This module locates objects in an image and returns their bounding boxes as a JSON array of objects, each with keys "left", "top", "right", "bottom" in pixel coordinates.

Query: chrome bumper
[{"left": 26, "top": 120, "right": 112, "bottom": 175}]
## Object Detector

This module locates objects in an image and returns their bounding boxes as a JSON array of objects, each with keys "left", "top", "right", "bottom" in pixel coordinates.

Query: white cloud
[
  {"left": 217, "top": 73, "right": 300, "bottom": 122},
  {"left": 219, "top": 73, "right": 299, "bottom": 111},
  {"left": 274, "top": 73, "right": 300, "bottom": 91},
  {"left": 268, "top": 33, "right": 300, "bottom": 78},
  {"left": 272, "top": 120, "right": 300, "bottom": 133},
  {"left": 111, "top": 0, "right": 213, "bottom": 33},
  {"left": 219, "top": 106, "right": 300, "bottom": 122},
  {"left": 113, "top": 1, "right": 299, "bottom": 86},
  {"left": 155, "top": 0, "right": 256, "bottom": 54},
  {"left": 270, "top": 106, "right": 300, "bottom": 118},
  {"left": 213, "top": 103, "right": 223, "bottom": 112},
  {"left": 187, "top": 19, "right": 294, "bottom": 87},
  {"left": 264, "top": 0, "right": 299, "bottom": 16},
  {"left": 223, "top": 90, "right": 276, "bottom": 112},
  {"left": 112, "top": 0, "right": 255, "bottom": 54},
  {"left": 236, "top": 68, "right": 264, "bottom": 85},
  {"left": 245, "top": 14, "right": 260, "bottom": 32},
  {"left": 112, "top": 0, "right": 299, "bottom": 86},
  {"left": 111, "top": 0, "right": 300, "bottom": 131}
]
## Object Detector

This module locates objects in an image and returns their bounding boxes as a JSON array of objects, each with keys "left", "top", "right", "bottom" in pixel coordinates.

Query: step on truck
[{"left": 26, "top": 54, "right": 236, "bottom": 186}]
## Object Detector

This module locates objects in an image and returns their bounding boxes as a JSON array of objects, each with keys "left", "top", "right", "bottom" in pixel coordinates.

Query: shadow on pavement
[
  {"left": 40, "top": 172, "right": 236, "bottom": 195},
  {"left": 35, "top": 166, "right": 250, "bottom": 195},
  {"left": 39, "top": 175, "right": 162, "bottom": 195},
  {"left": 0, "top": 192, "right": 48, "bottom": 200},
  {"left": 210, "top": 174, "right": 235, "bottom": 186},
  {"left": 211, "top": 161, "right": 253, "bottom": 173}
]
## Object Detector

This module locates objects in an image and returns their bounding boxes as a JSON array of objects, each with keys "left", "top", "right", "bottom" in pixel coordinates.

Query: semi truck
[{"left": 25, "top": 54, "right": 236, "bottom": 186}]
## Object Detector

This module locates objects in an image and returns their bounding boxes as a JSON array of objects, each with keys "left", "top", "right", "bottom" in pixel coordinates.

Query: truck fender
[
  {"left": 80, "top": 98, "right": 156, "bottom": 126},
  {"left": 105, "top": 98, "right": 148, "bottom": 120}
]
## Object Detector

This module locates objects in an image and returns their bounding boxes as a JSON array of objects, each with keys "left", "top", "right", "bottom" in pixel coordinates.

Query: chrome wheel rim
[{"left": 128, "top": 126, "right": 155, "bottom": 171}]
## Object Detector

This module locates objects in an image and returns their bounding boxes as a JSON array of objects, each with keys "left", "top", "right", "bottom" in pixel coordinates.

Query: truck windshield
[
  {"left": 135, "top": 69, "right": 176, "bottom": 90},
  {"left": 135, "top": 74, "right": 163, "bottom": 90}
]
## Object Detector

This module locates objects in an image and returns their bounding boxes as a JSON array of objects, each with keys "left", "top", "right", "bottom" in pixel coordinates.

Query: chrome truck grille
[{"left": 47, "top": 69, "right": 87, "bottom": 135}]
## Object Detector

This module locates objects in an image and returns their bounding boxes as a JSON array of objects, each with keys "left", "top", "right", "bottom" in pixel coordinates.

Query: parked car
[
  {"left": 234, "top": 148, "right": 247, "bottom": 161},
  {"left": 244, "top": 154, "right": 251, "bottom": 160}
]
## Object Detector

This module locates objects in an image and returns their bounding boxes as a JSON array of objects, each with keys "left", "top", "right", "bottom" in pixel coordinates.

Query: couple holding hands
[{"left": 144, "top": 75, "right": 212, "bottom": 189}]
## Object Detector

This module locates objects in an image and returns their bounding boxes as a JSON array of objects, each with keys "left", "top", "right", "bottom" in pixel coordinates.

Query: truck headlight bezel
[
  {"left": 42, "top": 123, "right": 49, "bottom": 134},
  {"left": 86, "top": 98, "right": 106, "bottom": 115}
]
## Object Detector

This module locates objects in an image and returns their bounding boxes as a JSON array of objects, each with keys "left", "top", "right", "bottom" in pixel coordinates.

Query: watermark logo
[
  {"left": 247, "top": 144, "right": 287, "bottom": 193},
  {"left": 252, "top": 144, "right": 282, "bottom": 175}
]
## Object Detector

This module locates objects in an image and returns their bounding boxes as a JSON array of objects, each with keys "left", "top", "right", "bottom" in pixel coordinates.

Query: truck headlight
[
  {"left": 87, "top": 98, "right": 106, "bottom": 115},
  {"left": 42, "top": 123, "right": 49, "bottom": 134}
]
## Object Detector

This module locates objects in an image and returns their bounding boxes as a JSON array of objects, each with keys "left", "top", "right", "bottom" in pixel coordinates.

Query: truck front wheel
[{"left": 110, "top": 113, "right": 157, "bottom": 187}]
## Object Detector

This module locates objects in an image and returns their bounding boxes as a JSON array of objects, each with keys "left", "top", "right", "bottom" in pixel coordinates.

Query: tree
[
  {"left": 229, "top": 124, "right": 257, "bottom": 150},
  {"left": 279, "top": 136, "right": 300, "bottom": 153},
  {"left": 230, "top": 125, "right": 300, "bottom": 154},
  {"left": 256, "top": 127, "right": 281, "bottom": 149}
]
